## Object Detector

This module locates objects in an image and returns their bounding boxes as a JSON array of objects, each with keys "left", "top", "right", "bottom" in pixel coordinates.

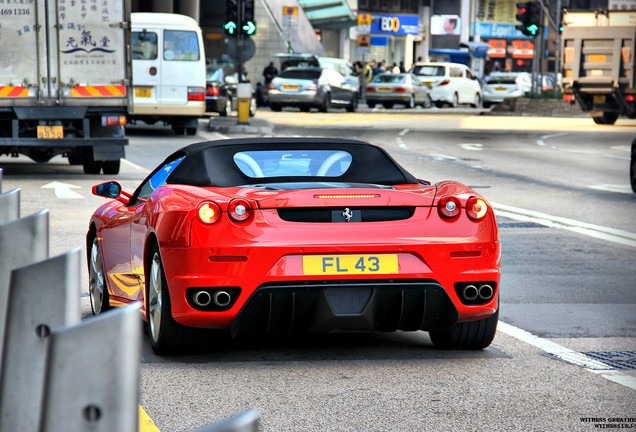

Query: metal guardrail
[{"left": 0, "top": 168, "right": 260, "bottom": 431}]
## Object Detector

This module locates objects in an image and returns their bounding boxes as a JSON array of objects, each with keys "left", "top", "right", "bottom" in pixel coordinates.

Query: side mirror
[{"left": 92, "top": 181, "right": 129, "bottom": 204}]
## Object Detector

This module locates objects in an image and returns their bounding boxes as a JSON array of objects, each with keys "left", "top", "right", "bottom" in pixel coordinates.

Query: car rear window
[
  {"left": 279, "top": 70, "right": 321, "bottom": 80},
  {"left": 486, "top": 77, "right": 517, "bottom": 85},
  {"left": 163, "top": 30, "right": 200, "bottom": 61},
  {"left": 412, "top": 65, "right": 446, "bottom": 77},
  {"left": 233, "top": 150, "right": 352, "bottom": 178},
  {"left": 373, "top": 75, "right": 406, "bottom": 84}
]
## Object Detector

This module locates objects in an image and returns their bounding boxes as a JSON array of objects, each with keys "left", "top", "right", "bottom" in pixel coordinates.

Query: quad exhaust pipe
[
  {"left": 478, "top": 284, "right": 494, "bottom": 300},
  {"left": 192, "top": 289, "right": 232, "bottom": 308},
  {"left": 462, "top": 285, "right": 479, "bottom": 301}
]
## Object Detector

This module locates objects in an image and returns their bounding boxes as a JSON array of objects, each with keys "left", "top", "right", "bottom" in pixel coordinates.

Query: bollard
[
  {"left": 40, "top": 303, "right": 142, "bottom": 432},
  {"left": 194, "top": 409, "right": 261, "bottom": 432},
  {"left": 0, "top": 188, "right": 20, "bottom": 224},
  {"left": 0, "top": 210, "right": 49, "bottom": 373},
  {"left": 237, "top": 83, "right": 252, "bottom": 125},
  {"left": 0, "top": 250, "right": 81, "bottom": 432}
]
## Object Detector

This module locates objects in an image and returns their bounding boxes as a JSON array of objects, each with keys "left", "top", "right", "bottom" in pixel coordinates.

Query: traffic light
[
  {"left": 516, "top": 2, "right": 541, "bottom": 37},
  {"left": 225, "top": 0, "right": 238, "bottom": 36},
  {"left": 241, "top": 0, "right": 256, "bottom": 36}
]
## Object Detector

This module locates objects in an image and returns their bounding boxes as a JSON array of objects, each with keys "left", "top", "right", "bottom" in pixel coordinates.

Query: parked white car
[{"left": 411, "top": 62, "right": 482, "bottom": 108}]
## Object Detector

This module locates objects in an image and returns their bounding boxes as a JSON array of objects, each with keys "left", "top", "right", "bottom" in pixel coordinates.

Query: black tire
[
  {"left": 270, "top": 104, "right": 282, "bottom": 112},
  {"left": 300, "top": 105, "right": 311, "bottom": 112},
  {"left": 346, "top": 94, "right": 358, "bottom": 112},
  {"left": 382, "top": 102, "right": 394, "bottom": 109},
  {"left": 186, "top": 127, "right": 197, "bottom": 136},
  {"left": 483, "top": 102, "right": 492, "bottom": 109},
  {"left": 68, "top": 152, "right": 83, "bottom": 165},
  {"left": 82, "top": 153, "right": 102, "bottom": 175},
  {"left": 172, "top": 126, "right": 185, "bottom": 135},
  {"left": 320, "top": 94, "right": 331, "bottom": 113},
  {"left": 471, "top": 93, "right": 482, "bottom": 108},
  {"left": 592, "top": 112, "right": 618, "bottom": 125},
  {"left": 367, "top": 102, "right": 376, "bottom": 109},
  {"left": 630, "top": 139, "right": 636, "bottom": 193},
  {"left": 429, "top": 308, "right": 499, "bottom": 350},
  {"left": 89, "top": 236, "right": 110, "bottom": 314},
  {"left": 451, "top": 93, "right": 459, "bottom": 108},
  {"left": 102, "top": 160, "right": 120, "bottom": 175},
  {"left": 146, "top": 243, "right": 199, "bottom": 355},
  {"left": 435, "top": 101, "right": 444, "bottom": 108}
]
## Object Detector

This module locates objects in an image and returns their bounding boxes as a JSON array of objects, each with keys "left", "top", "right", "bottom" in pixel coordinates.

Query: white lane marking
[
  {"left": 492, "top": 202, "right": 636, "bottom": 248},
  {"left": 399, "top": 128, "right": 410, "bottom": 136},
  {"left": 611, "top": 145, "right": 631, "bottom": 152},
  {"left": 603, "top": 154, "right": 630, "bottom": 161},
  {"left": 397, "top": 129, "right": 410, "bottom": 149},
  {"left": 459, "top": 143, "right": 483, "bottom": 151},
  {"left": 537, "top": 132, "right": 568, "bottom": 147},
  {"left": 121, "top": 159, "right": 151, "bottom": 173},
  {"left": 590, "top": 184, "right": 633, "bottom": 194},
  {"left": 41, "top": 181, "right": 83, "bottom": 199},
  {"left": 430, "top": 153, "right": 457, "bottom": 161},
  {"left": 498, "top": 321, "right": 636, "bottom": 391}
]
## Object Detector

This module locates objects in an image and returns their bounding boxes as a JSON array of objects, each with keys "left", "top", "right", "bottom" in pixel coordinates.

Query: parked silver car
[
  {"left": 365, "top": 73, "right": 432, "bottom": 109},
  {"left": 481, "top": 73, "right": 531, "bottom": 107},
  {"left": 267, "top": 67, "right": 357, "bottom": 112}
]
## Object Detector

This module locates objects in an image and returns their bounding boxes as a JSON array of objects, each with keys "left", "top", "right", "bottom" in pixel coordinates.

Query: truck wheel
[
  {"left": 186, "top": 127, "right": 197, "bottom": 136},
  {"left": 68, "top": 152, "right": 83, "bottom": 165},
  {"left": 172, "top": 125, "right": 185, "bottom": 135},
  {"left": 593, "top": 112, "right": 618, "bottom": 125},
  {"left": 102, "top": 160, "right": 121, "bottom": 175},
  {"left": 83, "top": 155, "right": 102, "bottom": 175}
]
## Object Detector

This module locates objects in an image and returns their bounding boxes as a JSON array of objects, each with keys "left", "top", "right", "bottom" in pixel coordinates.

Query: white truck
[
  {"left": 561, "top": 10, "right": 636, "bottom": 125},
  {"left": 0, "top": 0, "right": 131, "bottom": 174}
]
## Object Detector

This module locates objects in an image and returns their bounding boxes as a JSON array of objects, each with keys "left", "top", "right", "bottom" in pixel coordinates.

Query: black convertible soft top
[{"left": 164, "top": 138, "right": 419, "bottom": 187}]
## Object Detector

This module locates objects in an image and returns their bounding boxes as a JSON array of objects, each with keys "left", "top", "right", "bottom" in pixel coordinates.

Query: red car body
[{"left": 88, "top": 138, "right": 500, "bottom": 354}]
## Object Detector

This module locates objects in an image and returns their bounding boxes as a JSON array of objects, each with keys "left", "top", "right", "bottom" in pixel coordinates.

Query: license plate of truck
[
  {"left": 135, "top": 88, "right": 152, "bottom": 97},
  {"left": 37, "top": 125, "right": 64, "bottom": 139},
  {"left": 593, "top": 95, "right": 606, "bottom": 104}
]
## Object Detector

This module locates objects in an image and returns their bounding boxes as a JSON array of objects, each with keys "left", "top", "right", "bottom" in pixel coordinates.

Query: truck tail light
[
  {"left": 627, "top": 95, "right": 635, "bottom": 102},
  {"left": 437, "top": 79, "right": 450, "bottom": 87},
  {"left": 102, "top": 115, "right": 126, "bottom": 126},
  {"left": 188, "top": 87, "right": 206, "bottom": 101},
  {"left": 563, "top": 94, "right": 574, "bottom": 102}
]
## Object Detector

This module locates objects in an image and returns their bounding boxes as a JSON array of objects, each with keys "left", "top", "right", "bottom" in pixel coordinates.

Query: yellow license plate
[
  {"left": 495, "top": 87, "right": 508, "bottom": 91},
  {"left": 37, "top": 125, "right": 63, "bottom": 139},
  {"left": 282, "top": 85, "right": 299, "bottom": 90},
  {"left": 135, "top": 87, "right": 151, "bottom": 97},
  {"left": 593, "top": 95, "right": 606, "bottom": 104},
  {"left": 302, "top": 254, "right": 398, "bottom": 275},
  {"left": 378, "top": 87, "right": 392, "bottom": 91}
]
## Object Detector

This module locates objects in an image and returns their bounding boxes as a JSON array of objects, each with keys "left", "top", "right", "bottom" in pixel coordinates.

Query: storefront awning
[{"left": 298, "top": 0, "right": 356, "bottom": 29}]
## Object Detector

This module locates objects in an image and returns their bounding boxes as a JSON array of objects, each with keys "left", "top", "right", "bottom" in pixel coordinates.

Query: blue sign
[
  {"left": 370, "top": 36, "right": 388, "bottom": 47},
  {"left": 370, "top": 13, "right": 419, "bottom": 35},
  {"left": 472, "top": 23, "right": 532, "bottom": 39}
]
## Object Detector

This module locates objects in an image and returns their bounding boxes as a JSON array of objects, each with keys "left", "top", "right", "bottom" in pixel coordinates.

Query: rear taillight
[
  {"left": 267, "top": 86, "right": 275, "bottom": 92},
  {"left": 563, "top": 94, "right": 574, "bottom": 102},
  {"left": 438, "top": 196, "right": 461, "bottom": 219},
  {"left": 437, "top": 79, "right": 450, "bottom": 87},
  {"left": 366, "top": 86, "right": 375, "bottom": 93},
  {"left": 102, "top": 115, "right": 126, "bottom": 126},
  {"left": 228, "top": 199, "right": 252, "bottom": 222},
  {"left": 188, "top": 87, "right": 205, "bottom": 101},
  {"left": 197, "top": 202, "right": 221, "bottom": 224},
  {"left": 395, "top": 87, "right": 406, "bottom": 93},
  {"left": 306, "top": 82, "right": 318, "bottom": 92},
  {"left": 206, "top": 84, "right": 220, "bottom": 97},
  {"left": 466, "top": 196, "right": 488, "bottom": 220},
  {"left": 627, "top": 94, "right": 635, "bottom": 102}
]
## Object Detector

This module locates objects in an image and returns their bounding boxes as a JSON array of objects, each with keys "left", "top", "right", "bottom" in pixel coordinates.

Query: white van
[{"left": 129, "top": 13, "right": 206, "bottom": 135}]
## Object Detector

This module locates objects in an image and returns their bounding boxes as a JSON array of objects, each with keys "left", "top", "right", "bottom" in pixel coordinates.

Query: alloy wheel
[{"left": 148, "top": 252, "right": 164, "bottom": 344}]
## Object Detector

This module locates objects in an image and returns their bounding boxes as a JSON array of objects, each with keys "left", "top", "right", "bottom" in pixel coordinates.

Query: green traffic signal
[
  {"left": 527, "top": 24, "right": 539, "bottom": 36},
  {"left": 224, "top": 21, "right": 237, "bottom": 35},
  {"left": 242, "top": 21, "right": 256, "bottom": 35}
]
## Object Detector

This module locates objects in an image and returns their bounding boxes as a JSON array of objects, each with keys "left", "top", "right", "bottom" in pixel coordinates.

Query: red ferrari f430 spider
[{"left": 88, "top": 138, "right": 500, "bottom": 354}]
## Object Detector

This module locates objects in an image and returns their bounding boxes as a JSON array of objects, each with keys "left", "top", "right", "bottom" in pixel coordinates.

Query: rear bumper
[
  {"left": 268, "top": 91, "right": 323, "bottom": 106},
  {"left": 366, "top": 94, "right": 411, "bottom": 103}
]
